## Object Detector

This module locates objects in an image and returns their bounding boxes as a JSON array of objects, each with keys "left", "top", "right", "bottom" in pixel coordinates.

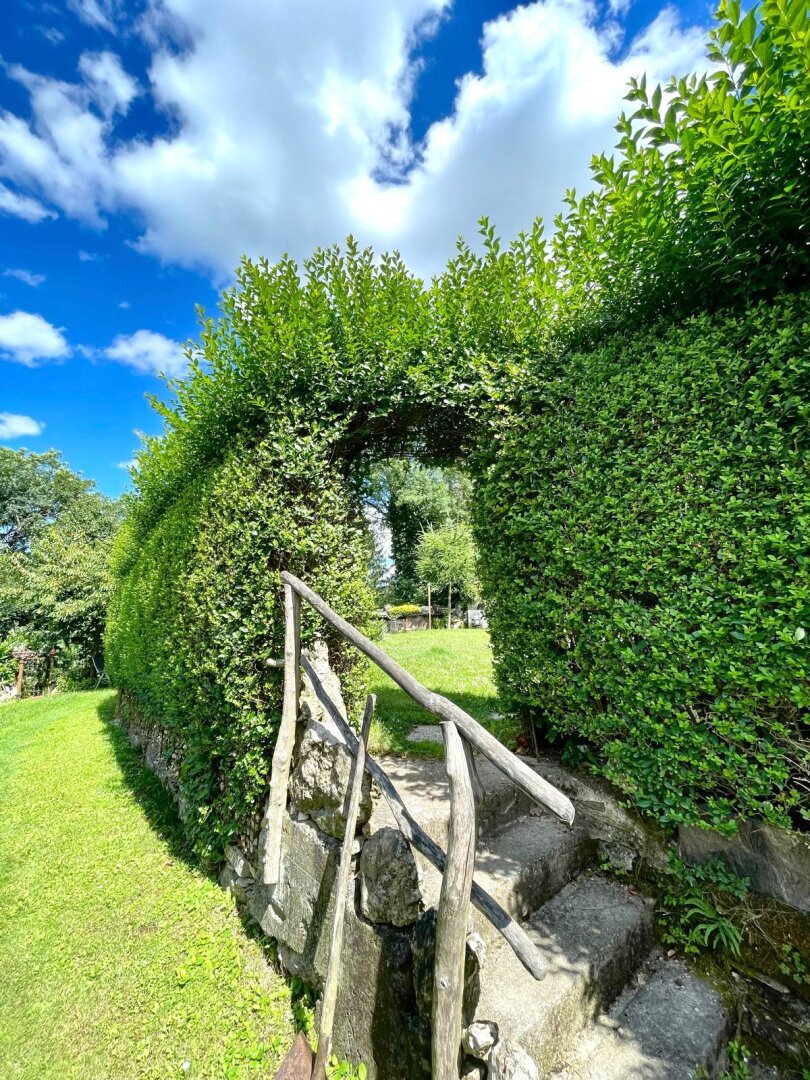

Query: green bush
[
  {"left": 106, "top": 434, "right": 375, "bottom": 862},
  {"left": 387, "top": 604, "right": 422, "bottom": 619},
  {"left": 475, "top": 293, "right": 810, "bottom": 832},
  {"left": 108, "top": 0, "right": 809, "bottom": 857}
]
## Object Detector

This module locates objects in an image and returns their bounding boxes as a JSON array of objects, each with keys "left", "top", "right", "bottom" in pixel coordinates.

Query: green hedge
[
  {"left": 475, "top": 293, "right": 809, "bottom": 833},
  {"left": 106, "top": 434, "right": 374, "bottom": 861}
]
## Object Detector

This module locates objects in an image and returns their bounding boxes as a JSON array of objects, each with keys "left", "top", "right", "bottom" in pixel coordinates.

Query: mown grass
[
  {"left": 367, "top": 629, "right": 519, "bottom": 757},
  {"left": 0, "top": 691, "right": 299, "bottom": 1080}
]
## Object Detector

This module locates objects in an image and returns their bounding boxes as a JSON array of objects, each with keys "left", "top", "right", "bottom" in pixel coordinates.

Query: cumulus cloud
[
  {"left": 0, "top": 182, "right": 56, "bottom": 223},
  {"left": 103, "top": 329, "right": 186, "bottom": 376},
  {"left": 3, "top": 269, "right": 46, "bottom": 287},
  {"left": 0, "top": 0, "right": 710, "bottom": 277},
  {"left": 0, "top": 311, "right": 70, "bottom": 365},
  {"left": 0, "top": 412, "right": 45, "bottom": 440}
]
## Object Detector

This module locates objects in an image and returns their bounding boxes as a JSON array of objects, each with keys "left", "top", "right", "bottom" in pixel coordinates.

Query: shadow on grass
[
  {"left": 95, "top": 693, "right": 201, "bottom": 876},
  {"left": 95, "top": 693, "right": 316, "bottom": 1032}
]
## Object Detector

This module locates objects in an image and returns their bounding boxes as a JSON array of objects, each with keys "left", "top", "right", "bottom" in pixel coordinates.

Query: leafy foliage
[
  {"left": 658, "top": 855, "right": 749, "bottom": 958},
  {"left": 106, "top": 434, "right": 375, "bottom": 862},
  {"left": 415, "top": 523, "right": 480, "bottom": 607},
  {"left": 366, "top": 461, "right": 472, "bottom": 598},
  {"left": 0, "top": 447, "right": 92, "bottom": 552},
  {"left": 109, "top": 0, "right": 809, "bottom": 858},
  {"left": 475, "top": 294, "right": 809, "bottom": 832},
  {"left": 0, "top": 449, "right": 120, "bottom": 685}
]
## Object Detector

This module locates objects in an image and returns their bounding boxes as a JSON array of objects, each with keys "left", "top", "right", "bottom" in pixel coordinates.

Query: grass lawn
[
  {"left": 367, "top": 629, "right": 519, "bottom": 757},
  {"left": 0, "top": 691, "right": 300, "bottom": 1080}
]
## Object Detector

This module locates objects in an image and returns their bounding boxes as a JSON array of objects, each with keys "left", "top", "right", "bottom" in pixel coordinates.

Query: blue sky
[{"left": 1, "top": 0, "right": 713, "bottom": 496}]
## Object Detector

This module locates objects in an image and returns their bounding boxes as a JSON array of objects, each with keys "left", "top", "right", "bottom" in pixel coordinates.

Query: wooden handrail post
[
  {"left": 312, "top": 695, "right": 375, "bottom": 1080},
  {"left": 433, "top": 721, "right": 477, "bottom": 1080},
  {"left": 15, "top": 659, "right": 24, "bottom": 697},
  {"left": 262, "top": 583, "right": 301, "bottom": 886}
]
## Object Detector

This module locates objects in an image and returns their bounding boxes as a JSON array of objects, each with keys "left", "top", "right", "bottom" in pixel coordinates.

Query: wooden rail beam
[
  {"left": 281, "top": 571, "right": 574, "bottom": 826},
  {"left": 312, "top": 695, "right": 375, "bottom": 1080}
]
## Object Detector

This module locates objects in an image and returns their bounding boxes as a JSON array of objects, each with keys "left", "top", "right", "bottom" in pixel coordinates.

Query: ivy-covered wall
[{"left": 474, "top": 293, "right": 810, "bottom": 835}]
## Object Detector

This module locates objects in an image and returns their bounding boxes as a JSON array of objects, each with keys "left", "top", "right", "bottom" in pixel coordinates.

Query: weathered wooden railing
[{"left": 263, "top": 572, "right": 575, "bottom": 1079}]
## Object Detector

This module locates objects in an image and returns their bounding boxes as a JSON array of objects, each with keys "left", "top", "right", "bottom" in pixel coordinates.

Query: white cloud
[
  {"left": 103, "top": 329, "right": 186, "bottom": 376},
  {"left": 35, "top": 26, "right": 67, "bottom": 46},
  {"left": 78, "top": 250, "right": 99, "bottom": 261},
  {"left": 0, "top": 311, "right": 70, "bottom": 365},
  {"left": 78, "top": 52, "right": 139, "bottom": 118},
  {"left": 0, "top": 181, "right": 56, "bottom": 223},
  {"left": 0, "top": 0, "right": 710, "bottom": 277},
  {"left": 0, "top": 412, "right": 45, "bottom": 440},
  {"left": 67, "top": 0, "right": 119, "bottom": 33},
  {"left": 3, "top": 269, "right": 46, "bottom": 287}
]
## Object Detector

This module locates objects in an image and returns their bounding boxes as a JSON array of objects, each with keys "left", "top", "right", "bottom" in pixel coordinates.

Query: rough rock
[
  {"left": 299, "top": 639, "right": 347, "bottom": 723},
  {"left": 224, "top": 844, "right": 255, "bottom": 880},
  {"left": 461, "top": 1060, "right": 487, "bottom": 1080},
  {"left": 463, "top": 1020, "right": 498, "bottom": 1058},
  {"left": 488, "top": 1040, "right": 540, "bottom": 1080},
  {"left": 289, "top": 714, "right": 373, "bottom": 839},
  {"left": 219, "top": 864, "right": 254, "bottom": 903},
  {"left": 531, "top": 759, "right": 668, "bottom": 872},
  {"left": 412, "top": 907, "right": 482, "bottom": 1026},
  {"left": 679, "top": 821, "right": 810, "bottom": 913},
  {"left": 407, "top": 725, "right": 443, "bottom": 744},
  {"left": 360, "top": 827, "right": 422, "bottom": 927},
  {"left": 251, "top": 814, "right": 430, "bottom": 1078}
]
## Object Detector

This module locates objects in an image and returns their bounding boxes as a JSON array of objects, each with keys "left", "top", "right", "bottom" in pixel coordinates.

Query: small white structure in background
[{"left": 467, "top": 608, "right": 488, "bottom": 629}]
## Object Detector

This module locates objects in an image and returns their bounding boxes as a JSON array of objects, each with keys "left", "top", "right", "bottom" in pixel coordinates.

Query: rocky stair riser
[
  {"left": 526, "top": 908, "right": 655, "bottom": 1071},
  {"left": 553, "top": 958, "right": 731, "bottom": 1080},
  {"left": 472, "top": 833, "right": 598, "bottom": 946},
  {"left": 474, "top": 878, "right": 655, "bottom": 1073}
]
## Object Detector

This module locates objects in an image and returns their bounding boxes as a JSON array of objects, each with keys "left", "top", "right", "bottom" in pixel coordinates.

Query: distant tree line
[{"left": 0, "top": 448, "right": 121, "bottom": 691}]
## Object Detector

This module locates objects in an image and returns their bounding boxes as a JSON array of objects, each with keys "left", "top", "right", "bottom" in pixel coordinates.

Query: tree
[
  {"left": 0, "top": 449, "right": 121, "bottom": 679},
  {"left": 0, "top": 448, "right": 92, "bottom": 552},
  {"left": 415, "top": 523, "right": 480, "bottom": 625},
  {"left": 367, "top": 460, "right": 471, "bottom": 598}
]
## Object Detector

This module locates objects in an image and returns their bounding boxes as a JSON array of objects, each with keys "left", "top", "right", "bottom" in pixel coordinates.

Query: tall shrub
[{"left": 475, "top": 294, "right": 809, "bottom": 832}]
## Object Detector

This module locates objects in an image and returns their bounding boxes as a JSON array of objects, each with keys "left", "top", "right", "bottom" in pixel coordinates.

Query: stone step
[
  {"left": 470, "top": 813, "right": 597, "bottom": 945},
  {"left": 371, "top": 753, "right": 536, "bottom": 847},
  {"left": 473, "top": 875, "right": 655, "bottom": 1073},
  {"left": 409, "top": 811, "right": 596, "bottom": 945},
  {"left": 552, "top": 955, "right": 729, "bottom": 1079}
]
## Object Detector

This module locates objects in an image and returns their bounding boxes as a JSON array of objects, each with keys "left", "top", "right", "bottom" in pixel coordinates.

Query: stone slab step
[
  {"left": 471, "top": 814, "right": 597, "bottom": 944},
  {"left": 370, "top": 753, "right": 536, "bottom": 847},
  {"left": 552, "top": 955, "right": 729, "bottom": 1079},
  {"left": 474, "top": 875, "right": 655, "bottom": 1073},
  {"left": 410, "top": 811, "right": 596, "bottom": 944}
]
